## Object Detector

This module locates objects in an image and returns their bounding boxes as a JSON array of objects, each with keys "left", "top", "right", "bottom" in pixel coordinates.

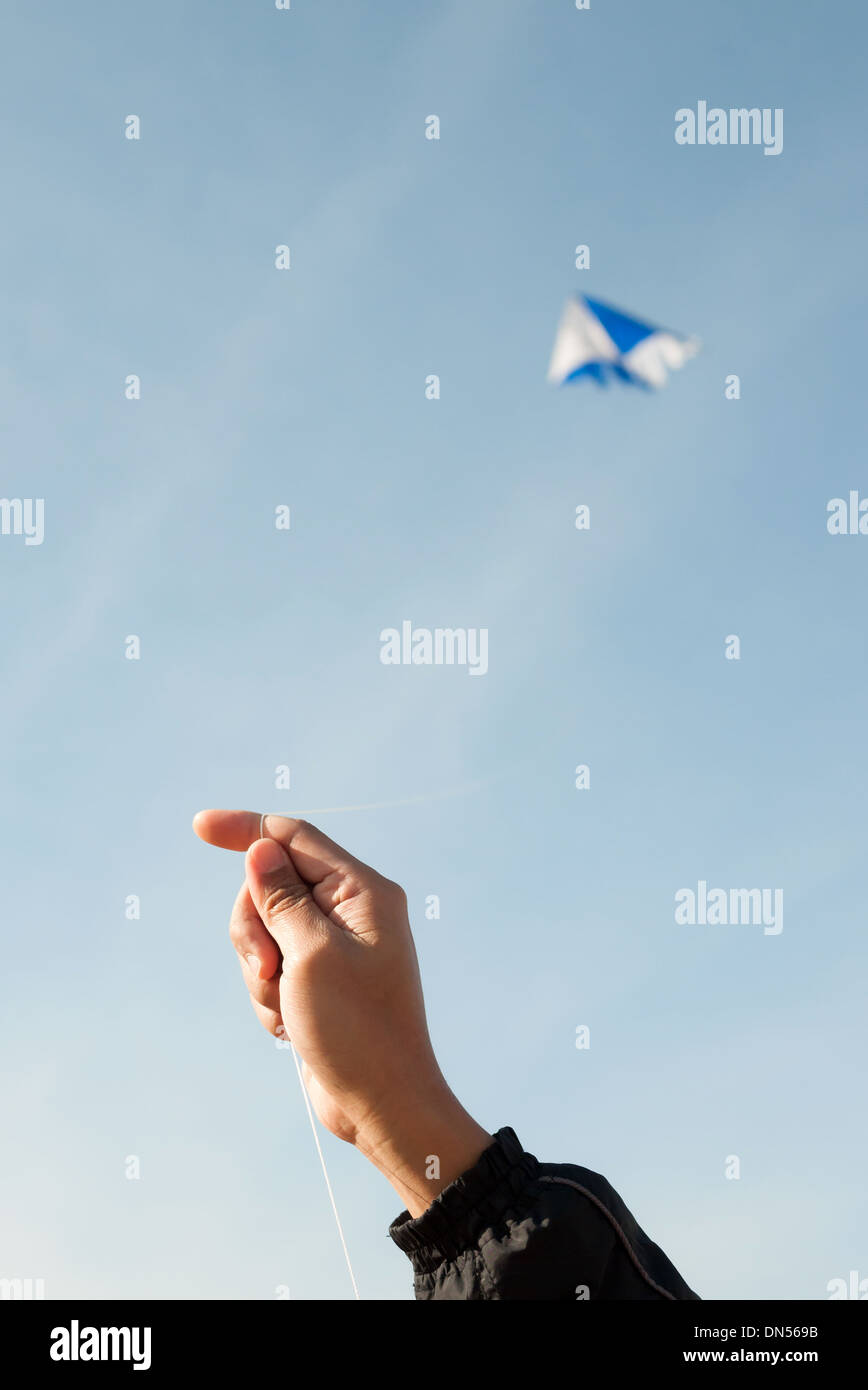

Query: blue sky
[{"left": 1, "top": 0, "right": 866, "bottom": 1300}]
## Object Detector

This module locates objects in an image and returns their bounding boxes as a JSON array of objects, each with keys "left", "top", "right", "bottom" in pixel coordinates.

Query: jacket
[{"left": 389, "top": 1126, "right": 699, "bottom": 1300}]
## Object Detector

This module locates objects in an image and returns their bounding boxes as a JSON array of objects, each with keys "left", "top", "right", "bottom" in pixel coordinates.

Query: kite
[{"left": 547, "top": 294, "right": 700, "bottom": 389}]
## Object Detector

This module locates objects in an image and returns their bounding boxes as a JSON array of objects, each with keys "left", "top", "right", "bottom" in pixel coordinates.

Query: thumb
[{"left": 245, "top": 837, "right": 323, "bottom": 953}]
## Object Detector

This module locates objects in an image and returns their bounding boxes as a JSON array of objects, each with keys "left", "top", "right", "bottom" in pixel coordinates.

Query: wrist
[{"left": 354, "top": 1083, "right": 492, "bottom": 1218}]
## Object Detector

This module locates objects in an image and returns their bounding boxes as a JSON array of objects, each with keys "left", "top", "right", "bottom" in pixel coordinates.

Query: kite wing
[{"left": 547, "top": 294, "right": 699, "bottom": 389}]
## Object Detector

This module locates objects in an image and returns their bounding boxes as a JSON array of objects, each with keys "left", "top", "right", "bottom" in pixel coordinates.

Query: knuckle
[
  {"left": 381, "top": 876, "right": 408, "bottom": 908},
  {"left": 262, "top": 879, "right": 310, "bottom": 920}
]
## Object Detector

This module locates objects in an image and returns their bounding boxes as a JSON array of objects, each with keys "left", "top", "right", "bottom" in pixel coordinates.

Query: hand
[{"left": 193, "top": 810, "right": 492, "bottom": 1216}]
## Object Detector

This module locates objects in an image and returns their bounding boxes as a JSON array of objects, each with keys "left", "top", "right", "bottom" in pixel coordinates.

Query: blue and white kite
[{"left": 547, "top": 294, "right": 699, "bottom": 389}]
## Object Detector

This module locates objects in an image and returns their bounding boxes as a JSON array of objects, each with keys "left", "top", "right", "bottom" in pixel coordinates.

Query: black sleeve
[{"left": 388, "top": 1126, "right": 699, "bottom": 1301}]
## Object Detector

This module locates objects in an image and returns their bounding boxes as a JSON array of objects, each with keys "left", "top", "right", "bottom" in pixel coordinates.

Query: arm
[{"left": 193, "top": 809, "right": 698, "bottom": 1301}]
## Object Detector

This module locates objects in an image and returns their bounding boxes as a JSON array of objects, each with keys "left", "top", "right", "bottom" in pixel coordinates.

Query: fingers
[
  {"left": 228, "top": 880, "right": 281, "bottom": 982},
  {"left": 193, "top": 808, "right": 276, "bottom": 852},
  {"left": 193, "top": 809, "right": 364, "bottom": 886},
  {"left": 249, "top": 995, "right": 287, "bottom": 1041},
  {"left": 228, "top": 881, "right": 284, "bottom": 1039},
  {"left": 244, "top": 837, "right": 328, "bottom": 956}
]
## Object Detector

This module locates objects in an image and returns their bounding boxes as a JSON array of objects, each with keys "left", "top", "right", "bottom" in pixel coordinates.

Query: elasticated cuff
[{"left": 388, "top": 1126, "right": 538, "bottom": 1275}]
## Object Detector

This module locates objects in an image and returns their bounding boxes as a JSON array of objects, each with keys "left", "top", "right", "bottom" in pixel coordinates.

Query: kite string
[
  {"left": 258, "top": 814, "right": 359, "bottom": 1297},
  {"left": 289, "top": 1040, "right": 361, "bottom": 1300}
]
